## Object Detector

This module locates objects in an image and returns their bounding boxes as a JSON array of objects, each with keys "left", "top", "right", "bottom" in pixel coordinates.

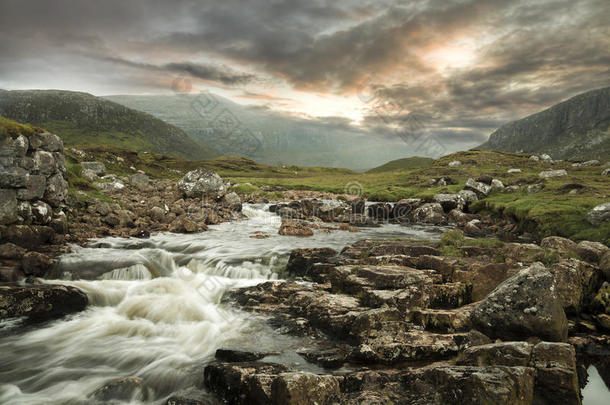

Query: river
[{"left": 0, "top": 204, "right": 607, "bottom": 404}]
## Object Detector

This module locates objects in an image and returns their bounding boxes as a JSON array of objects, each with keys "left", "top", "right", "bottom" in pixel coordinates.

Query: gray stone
[
  {"left": 0, "top": 167, "right": 27, "bottom": 188},
  {"left": 458, "top": 189, "right": 478, "bottom": 205},
  {"left": 16, "top": 201, "right": 32, "bottom": 223},
  {"left": 14, "top": 135, "right": 28, "bottom": 156},
  {"left": 128, "top": 173, "right": 150, "bottom": 190},
  {"left": 471, "top": 263, "right": 568, "bottom": 342},
  {"left": 539, "top": 169, "right": 567, "bottom": 179},
  {"left": 81, "top": 161, "right": 106, "bottom": 176},
  {"left": 540, "top": 154, "right": 553, "bottom": 161},
  {"left": 32, "top": 150, "right": 56, "bottom": 175},
  {"left": 44, "top": 173, "right": 68, "bottom": 207},
  {"left": 0, "top": 284, "right": 87, "bottom": 320},
  {"left": 16, "top": 174, "right": 46, "bottom": 200},
  {"left": 94, "top": 181, "right": 125, "bottom": 193},
  {"left": 433, "top": 194, "right": 464, "bottom": 212},
  {"left": 0, "top": 189, "right": 19, "bottom": 225},
  {"left": 507, "top": 168, "right": 522, "bottom": 173},
  {"left": 448, "top": 160, "right": 461, "bottom": 167},
  {"left": 464, "top": 178, "right": 492, "bottom": 198},
  {"left": 82, "top": 169, "right": 98, "bottom": 182},
  {"left": 527, "top": 183, "right": 544, "bottom": 193},
  {"left": 585, "top": 202, "right": 610, "bottom": 226},
  {"left": 178, "top": 168, "right": 227, "bottom": 199},
  {"left": 411, "top": 203, "right": 445, "bottom": 224},
  {"left": 529, "top": 155, "right": 540, "bottom": 161},
  {"left": 53, "top": 152, "right": 67, "bottom": 175},
  {"left": 602, "top": 168, "right": 610, "bottom": 176},
  {"left": 31, "top": 201, "right": 53, "bottom": 224},
  {"left": 490, "top": 179, "right": 504, "bottom": 191},
  {"left": 222, "top": 191, "right": 242, "bottom": 211}
]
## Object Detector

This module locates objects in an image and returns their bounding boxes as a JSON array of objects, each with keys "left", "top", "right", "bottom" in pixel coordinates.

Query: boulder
[
  {"left": 458, "top": 189, "right": 478, "bottom": 205},
  {"left": 0, "top": 284, "right": 88, "bottom": 320},
  {"left": 89, "top": 376, "right": 146, "bottom": 402},
  {"left": 529, "top": 155, "right": 540, "bottom": 161},
  {"left": 279, "top": 219, "right": 313, "bottom": 237},
  {"left": 527, "top": 183, "right": 544, "bottom": 193},
  {"left": 0, "top": 189, "right": 19, "bottom": 225},
  {"left": 14, "top": 134, "right": 28, "bottom": 156},
  {"left": 457, "top": 342, "right": 532, "bottom": 367},
  {"left": 538, "top": 169, "right": 567, "bottom": 179},
  {"left": 433, "top": 194, "right": 464, "bottom": 212},
  {"left": 32, "top": 151, "right": 56, "bottom": 175},
  {"left": 391, "top": 199, "right": 421, "bottom": 222},
  {"left": 44, "top": 173, "right": 68, "bottom": 207},
  {"left": 540, "top": 154, "right": 553, "bottom": 162},
  {"left": 549, "top": 259, "right": 602, "bottom": 314},
  {"left": 507, "top": 168, "right": 522, "bottom": 173},
  {"left": 0, "top": 243, "right": 26, "bottom": 259},
  {"left": 531, "top": 342, "right": 580, "bottom": 405},
  {"left": 585, "top": 202, "right": 610, "bottom": 226},
  {"left": 602, "top": 168, "right": 610, "bottom": 176},
  {"left": 367, "top": 203, "right": 392, "bottom": 222},
  {"left": 448, "top": 160, "right": 461, "bottom": 167},
  {"left": 411, "top": 203, "right": 445, "bottom": 224},
  {"left": 2, "top": 225, "right": 55, "bottom": 248},
  {"left": 575, "top": 240, "right": 609, "bottom": 263},
  {"left": 286, "top": 247, "right": 337, "bottom": 278},
  {"left": 490, "top": 179, "right": 504, "bottom": 191},
  {"left": 94, "top": 180, "right": 125, "bottom": 193},
  {"left": 81, "top": 161, "right": 106, "bottom": 176},
  {"left": 471, "top": 263, "right": 568, "bottom": 342},
  {"left": 540, "top": 236, "right": 577, "bottom": 252},
  {"left": 128, "top": 173, "right": 150, "bottom": 190},
  {"left": 464, "top": 178, "right": 491, "bottom": 198},
  {"left": 0, "top": 167, "right": 27, "bottom": 188},
  {"left": 16, "top": 174, "right": 46, "bottom": 200},
  {"left": 31, "top": 201, "right": 52, "bottom": 224},
  {"left": 222, "top": 192, "right": 242, "bottom": 211},
  {"left": 178, "top": 168, "right": 227, "bottom": 199},
  {"left": 20, "top": 251, "right": 54, "bottom": 277},
  {"left": 29, "top": 132, "right": 63, "bottom": 152},
  {"left": 82, "top": 169, "right": 98, "bottom": 182},
  {"left": 168, "top": 217, "right": 202, "bottom": 233},
  {"left": 601, "top": 251, "right": 610, "bottom": 281},
  {"left": 271, "top": 373, "right": 341, "bottom": 405}
]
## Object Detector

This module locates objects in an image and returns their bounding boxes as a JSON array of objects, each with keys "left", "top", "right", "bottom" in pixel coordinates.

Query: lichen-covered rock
[
  {"left": 575, "top": 240, "right": 609, "bottom": 263},
  {"left": 80, "top": 161, "right": 106, "bottom": 176},
  {"left": 278, "top": 219, "right": 313, "bottom": 237},
  {"left": 433, "top": 194, "right": 464, "bottom": 212},
  {"left": 21, "top": 251, "right": 54, "bottom": 276},
  {"left": 411, "top": 203, "right": 445, "bottom": 224},
  {"left": 471, "top": 263, "right": 568, "bottom": 342},
  {"left": 540, "top": 236, "right": 577, "bottom": 252},
  {"left": 286, "top": 247, "right": 337, "bottom": 278},
  {"left": 222, "top": 191, "right": 242, "bottom": 211},
  {"left": 539, "top": 169, "right": 567, "bottom": 178},
  {"left": 178, "top": 168, "right": 227, "bottom": 199},
  {"left": 0, "top": 189, "right": 19, "bottom": 225},
  {"left": 531, "top": 342, "right": 580, "bottom": 405},
  {"left": 44, "top": 173, "right": 69, "bottom": 207},
  {"left": 457, "top": 342, "right": 533, "bottom": 367},
  {"left": 549, "top": 259, "right": 602, "bottom": 314},
  {"left": 464, "top": 178, "right": 492, "bottom": 198},
  {"left": 128, "top": 173, "right": 151, "bottom": 190},
  {"left": 0, "top": 284, "right": 88, "bottom": 320}
]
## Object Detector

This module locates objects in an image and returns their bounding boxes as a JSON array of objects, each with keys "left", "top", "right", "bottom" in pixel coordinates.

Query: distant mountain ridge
[
  {"left": 478, "top": 87, "right": 610, "bottom": 160},
  {"left": 0, "top": 89, "right": 217, "bottom": 160},
  {"left": 104, "top": 93, "right": 429, "bottom": 170}
]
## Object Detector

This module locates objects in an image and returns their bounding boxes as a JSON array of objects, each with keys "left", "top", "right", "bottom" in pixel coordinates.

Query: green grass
[
  {"left": 0, "top": 117, "right": 43, "bottom": 140},
  {"left": 366, "top": 156, "right": 434, "bottom": 173}
]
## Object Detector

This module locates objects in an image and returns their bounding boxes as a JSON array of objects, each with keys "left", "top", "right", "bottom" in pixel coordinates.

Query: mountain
[
  {"left": 104, "top": 93, "right": 428, "bottom": 170},
  {"left": 366, "top": 156, "right": 434, "bottom": 173},
  {"left": 0, "top": 90, "right": 217, "bottom": 160},
  {"left": 478, "top": 87, "right": 610, "bottom": 160}
]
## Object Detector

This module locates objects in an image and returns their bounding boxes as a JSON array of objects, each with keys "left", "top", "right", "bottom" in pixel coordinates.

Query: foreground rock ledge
[{"left": 0, "top": 283, "right": 88, "bottom": 321}]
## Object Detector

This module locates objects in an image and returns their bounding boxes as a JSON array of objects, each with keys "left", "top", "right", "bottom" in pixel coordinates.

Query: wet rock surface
[
  {"left": 202, "top": 235, "right": 608, "bottom": 404},
  {"left": 0, "top": 283, "right": 87, "bottom": 320}
]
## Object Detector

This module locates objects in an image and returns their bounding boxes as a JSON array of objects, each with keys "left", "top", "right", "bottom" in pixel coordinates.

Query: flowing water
[
  {"left": 0, "top": 203, "right": 608, "bottom": 404},
  {"left": 0, "top": 204, "right": 445, "bottom": 404}
]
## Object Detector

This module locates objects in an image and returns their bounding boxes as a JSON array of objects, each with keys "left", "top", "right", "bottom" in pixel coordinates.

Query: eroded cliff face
[{"left": 479, "top": 87, "right": 610, "bottom": 160}]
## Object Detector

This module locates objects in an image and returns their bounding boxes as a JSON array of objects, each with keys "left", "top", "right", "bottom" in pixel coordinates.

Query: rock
[
  {"left": 81, "top": 161, "right": 106, "bottom": 176},
  {"left": 215, "top": 349, "right": 267, "bottom": 362},
  {"left": 433, "top": 194, "right": 464, "bottom": 212},
  {"left": 21, "top": 251, "right": 54, "bottom": 277},
  {"left": 271, "top": 373, "right": 341, "bottom": 405},
  {"left": 50, "top": 211, "right": 68, "bottom": 234},
  {"left": 29, "top": 132, "right": 63, "bottom": 152},
  {"left": 14, "top": 134, "right": 28, "bottom": 156},
  {"left": 94, "top": 180, "right": 125, "bottom": 193},
  {"left": 297, "top": 349, "right": 346, "bottom": 369},
  {"left": 0, "top": 284, "right": 88, "bottom": 320},
  {"left": 128, "top": 173, "right": 150, "bottom": 190},
  {"left": 0, "top": 167, "right": 27, "bottom": 188},
  {"left": 549, "top": 259, "right": 602, "bottom": 314},
  {"left": 602, "top": 168, "right": 610, "bottom": 176},
  {"left": 278, "top": 219, "right": 313, "bottom": 237},
  {"left": 572, "top": 159, "right": 600, "bottom": 167},
  {"left": 531, "top": 342, "right": 580, "bottom": 405},
  {"left": 286, "top": 247, "right": 337, "bottom": 278},
  {"left": 31, "top": 201, "right": 52, "bottom": 224},
  {"left": 539, "top": 169, "right": 567, "bottom": 179},
  {"left": 349, "top": 198, "right": 366, "bottom": 215},
  {"left": 527, "top": 183, "right": 544, "bottom": 193},
  {"left": 448, "top": 160, "right": 461, "bottom": 167},
  {"left": 476, "top": 175, "right": 493, "bottom": 185},
  {"left": 464, "top": 219, "right": 483, "bottom": 237},
  {"left": 148, "top": 206, "right": 166, "bottom": 222},
  {"left": 17, "top": 201, "right": 32, "bottom": 223},
  {"left": 575, "top": 240, "right": 609, "bottom": 263},
  {"left": 507, "top": 168, "right": 522, "bottom": 173},
  {"left": 32, "top": 151, "right": 56, "bottom": 175},
  {"left": 391, "top": 199, "right": 421, "bottom": 222},
  {"left": 89, "top": 376, "right": 146, "bottom": 402},
  {"left": 601, "top": 251, "right": 610, "bottom": 281},
  {"left": 0, "top": 189, "right": 19, "bottom": 225},
  {"left": 471, "top": 263, "right": 568, "bottom": 342},
  {"left": 585, "top": 202, "right": 610, "bottom": 226},
  {"left": 16, "top": 174, "right": 46, "bottom": 200},
  {"left": 454, "top": 263, "right": 516, "bottom": 301},
  {"left": 411, "top": 203, "right": 445, "bottom": 224},
  {"left": 529, "top": 155, "right": 540, "bottom": 161},
  {"left": 458, "top": 189, "right": 478, "bottom": 205},
  {"left": 222, "top": 192, "right": 242, "bottom": 211},
  {"left": 2, "top": 225, "right": 55, "bottom": 248},
  {"left": 44, "top": 173, "right": 68, "bottom": 207},
  {"left": 490, "top": 179, "right": 504, "bottom": 191},
  {"left": 81, "top": 169, "right": 98, "bottom": 182},
  {"left": 405, "top": 365, "right": 535, "bottom": 405},
  {"left": 367, "top": 203, "right": 392, "bottom": 222},
  {"left": 592, "top": 282, "right": 610, "bottom": 314},
  {"left": 169, "top": 217, "right": 202, "bottom": 233},
  {"left": 178, "top": 168, "right": 227, "bottom": 199},
  {"left": 540, "top": 154, "right": 553, "bottom": 162},
  {"left": 540, "top": 236, "right": 577, "bottom": 252},
  {"left": 0, "top": 243, "right": 26, "bottom": 259},
  {"left": 457, "top": 342, "right": 532, "bottom": 367},
  {"left": 464, "top": 178, "right": 491, "bottom": 198}
]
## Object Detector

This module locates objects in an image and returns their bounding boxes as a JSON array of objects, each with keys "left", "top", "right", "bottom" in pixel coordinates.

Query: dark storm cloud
[{"left": 0, "top": 0, "right": 608, "bottom": 155}]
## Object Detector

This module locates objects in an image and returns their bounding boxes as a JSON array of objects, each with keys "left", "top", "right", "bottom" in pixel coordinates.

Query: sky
[{"left": 0, "top": 0, "right": 608, "bottom": 155}]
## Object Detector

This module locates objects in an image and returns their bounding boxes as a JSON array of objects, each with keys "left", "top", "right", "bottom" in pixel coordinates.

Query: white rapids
[{"left": 0, "top": 203, "right": 452, "bottom": 404}]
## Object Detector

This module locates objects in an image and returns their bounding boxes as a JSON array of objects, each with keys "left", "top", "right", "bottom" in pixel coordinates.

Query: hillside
[
  {"left": 0, "top": 89, "right": 218, "bottom": 160},
  {"left": 478, "top": 87, "right": 610, "bottom": 160},
  {"left": 366, "top": 156, "right": 434, "bottom": 173},
  {"left": 104, "top": 93, "right": 433, "bottom": 170}
]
